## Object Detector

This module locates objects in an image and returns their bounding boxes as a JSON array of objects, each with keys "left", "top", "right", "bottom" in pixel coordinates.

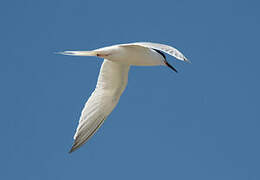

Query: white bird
[{"left": 58, "top": 42, "right": 189, "bottom": 153}]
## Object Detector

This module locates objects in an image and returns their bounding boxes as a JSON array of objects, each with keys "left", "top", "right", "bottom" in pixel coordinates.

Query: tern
[{"left": 58, "top": 42, "right": 189, "bottom": 153}]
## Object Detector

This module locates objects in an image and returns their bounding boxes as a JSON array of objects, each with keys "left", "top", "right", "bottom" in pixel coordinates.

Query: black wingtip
[
  {"left": 68, "top": 142, "right": 78, "bottom": 154},
  {"left": 68, "top": 146, "right": 74, "bottom": 153},
  {"left": 164, "top": 61, "right": 178, "bottom": 73},
  {"left": 68, "top": 138, "right": 87, "bottom": 154},
  {"left": 184, "top": 57, "right": 191, "bottom": 64},
  {"left": 68, "top": 146, "right": 74, "bottom": 154}
]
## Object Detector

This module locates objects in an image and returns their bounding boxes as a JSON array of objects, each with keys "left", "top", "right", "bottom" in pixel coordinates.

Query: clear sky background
[{"left": 1, "top": 0, "right": 259, "bottom": 179}]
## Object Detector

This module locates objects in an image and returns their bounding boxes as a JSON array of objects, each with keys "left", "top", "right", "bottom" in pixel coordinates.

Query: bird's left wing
[
  {"left": 120, "top": 42, "right": 190, "bottom": 63},
  {"left": 70, "top": 60, "right": 130, "bottom": 153}
]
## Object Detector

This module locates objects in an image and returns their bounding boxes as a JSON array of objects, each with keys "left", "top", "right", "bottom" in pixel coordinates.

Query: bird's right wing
[{"left": 69, "top": 60, "right": 130, "bottom": 153}]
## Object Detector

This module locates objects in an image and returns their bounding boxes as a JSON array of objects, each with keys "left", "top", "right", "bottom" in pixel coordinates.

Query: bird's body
[
  {"left": 95, "top": 44, "right": 165, "bottom": 66},
  {"left": 58, "top": 42, "right": 189, "bottom": 153}
]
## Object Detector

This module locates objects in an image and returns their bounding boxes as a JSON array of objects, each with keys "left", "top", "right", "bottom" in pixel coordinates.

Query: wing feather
[
  {"left": 69, "top": 60, "right": 130, "bottom": 153},
  {"left": 120, "top": 42, "right": 190, "bottom": 63}
]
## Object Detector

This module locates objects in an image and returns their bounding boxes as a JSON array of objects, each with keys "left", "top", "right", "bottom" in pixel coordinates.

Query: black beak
[
  {"left": 151, "top": 48, "right": 178, "bottom": 73},
  {"left": 164, "top": 60, "right": 178, "bottom": 73}
]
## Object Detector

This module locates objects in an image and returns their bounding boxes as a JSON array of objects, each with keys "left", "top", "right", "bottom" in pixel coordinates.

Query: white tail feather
[{"left": 57, "top": 51, "right": 97, "bottom": 56}]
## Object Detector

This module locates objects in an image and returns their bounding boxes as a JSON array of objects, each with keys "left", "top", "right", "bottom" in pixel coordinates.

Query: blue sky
[{"left": 1, "top": 0, "right": 259, "bottom": 179}]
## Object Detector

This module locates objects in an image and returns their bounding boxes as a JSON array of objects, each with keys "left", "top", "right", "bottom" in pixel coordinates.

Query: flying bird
[{"left": 58, "top": 42, "right": 189, "bottom": 153}]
